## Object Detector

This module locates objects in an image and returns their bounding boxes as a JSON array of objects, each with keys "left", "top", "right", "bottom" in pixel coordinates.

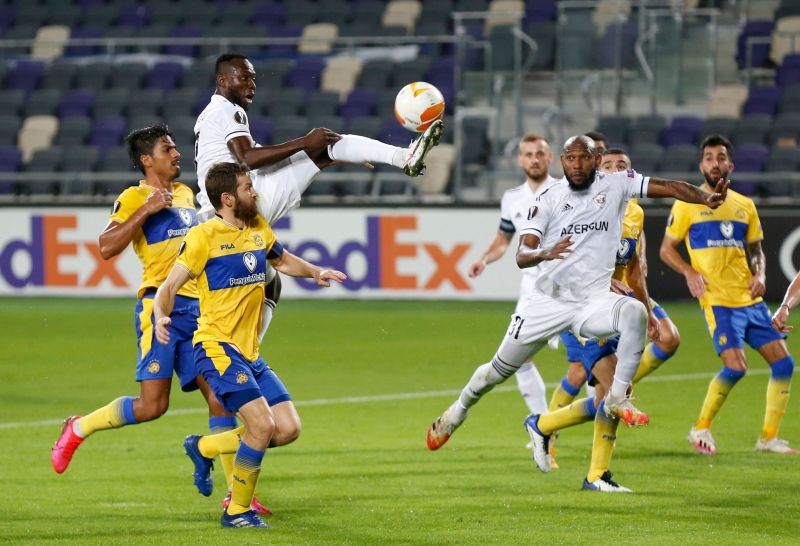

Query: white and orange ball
[{"left": 394, "top": 82, "right": 445, "bottom": 132}]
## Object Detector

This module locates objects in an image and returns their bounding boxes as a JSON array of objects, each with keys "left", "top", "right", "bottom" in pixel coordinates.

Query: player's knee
[
  {"left": 273, "top": 419, "right": 302, "bottom": 447},
  {"left": 658, "top": 322, "right": 681, "bottom": 354},
  {"left": 250, "top": 415, "right": 276, "bottom": 445},
  {"left": 618, "top": 299, "right": 647, "bottom": 332},
  {"left": 138, "top": 399, "right": 169, "bottom": 422}
]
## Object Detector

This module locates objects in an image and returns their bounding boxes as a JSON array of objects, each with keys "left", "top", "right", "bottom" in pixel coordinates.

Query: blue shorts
[
  {"left": 135, "top": 293, "right": 200, "bottom": 391},
  {"left": 194, "top": 341, "right": 291, "bottom": 413},
  {"left": 703, "top": 302, "right": 786, "bottom": 354},
  {"left": 560, "top": 331, "right": 584, "bottom": 362}
]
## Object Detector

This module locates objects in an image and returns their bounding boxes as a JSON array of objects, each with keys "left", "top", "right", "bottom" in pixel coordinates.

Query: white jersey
[
  {"left": 499, "top": 175, "right": 560, "bottom": 298},
  {"left": 519, "top": 169, "right": 649, "bottom": 301},
  {"left": 194, "top": 94, "right": 254, "bottom": 211}
]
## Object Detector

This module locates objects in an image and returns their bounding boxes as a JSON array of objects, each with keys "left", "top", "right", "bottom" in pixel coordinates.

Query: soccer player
[
  {"left": 49, "top": 125, "right": 238, "bottom": 484},
  {"left": 194, "top": 53, "right": 443, "bottom": 341},
  {"left": 466, "top": 134, "right": 559, "bottom": 423},
  {"left": 153, "top": 162, "right": 346, "bottom": 528},
  {"left": 427, "top": 135, "right": 728, "bottom": 492},
  {"left": 660, "top": 134, "right": 798, "bottom": 455}
]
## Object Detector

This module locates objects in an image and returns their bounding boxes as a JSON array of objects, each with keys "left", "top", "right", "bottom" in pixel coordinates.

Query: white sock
[
  {"left": 456, "top": 362, "right": 506, "bottom": 416},
  {"left": 328, "top": 134, "right": 406, "bottom": 168},
  {"left": 609, "top": 300, "right": 647, "bottom": 398},
  {"left": 515, "top": 361, "right": 548, "bottom": 414},
  {"left": 258, "top": 299, "right": 277, "bottom": 343}
]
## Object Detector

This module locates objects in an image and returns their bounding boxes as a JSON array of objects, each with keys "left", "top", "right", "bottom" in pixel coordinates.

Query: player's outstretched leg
[
  {"left": 523, "top": 414, "right": 552, "bottom": 473},
  {"left": 402, "top": 120, "right": 444, "bottom": 176},
  {"left": 183, "top": 435, "right": 215, "bottom": 497},
  {"left": 51, "top": 416, "right": 84, "bottom": 474},
  {"left": 603, "top": 394, "right": 650, "bottom": 427}
]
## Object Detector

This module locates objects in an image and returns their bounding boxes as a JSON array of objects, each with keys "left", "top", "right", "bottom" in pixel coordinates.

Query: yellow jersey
[
  {"left": 613, "top": 198, "right": 644, "bottom": 286},
  {"left": 176, "top": 215, "right": 281, "bottom": 361},
  {"left": 110, "top": 181, "right": 198, "bottom": 299},
  {"left": 665, "top": 188, "right": 763, "bottom": 308}
]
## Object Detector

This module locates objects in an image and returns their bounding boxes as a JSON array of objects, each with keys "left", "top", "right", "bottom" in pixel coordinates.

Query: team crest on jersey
[
  {"left": 179, "top": 209, "right": 192, "bottom": 225},
  {"left": 527, "top": 206, "right": 538, "bottom": 220},
  {"left": 593, "top": 193, "right": 607, "bottom": 207},
  {"left": 234, "top": 111, "right": 247, "bottom": 125},
  {"left": 243, "top": 251, "right": 257, "bottom": 273},
  {"left": 720, "top": 221, "right": 734, "bottom": 238},
  {"left": 147, "top": 360, "right": 160, "bottom": 374},
  {"left": 253, "top": 234, "right": 263, "bottom": 247},
  {"left": 736, "top": 208, "right": 746, "bottom": 220},
  {"left": 618, "top": 238, "right": 630, "bottom": 258},
  {"left": 236, "top": 371, "right": 248, "bottom": 384}
]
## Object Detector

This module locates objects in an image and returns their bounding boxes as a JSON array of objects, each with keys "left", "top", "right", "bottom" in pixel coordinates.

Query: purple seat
[
  {"left": 660, "top": 127, "right": 697, "bottom": 148},
  {"left": 525, "top": 0, "right": 556, "bottom": 23},
  {"left": 286, "top": 58, "right": 325, "bottom": 92},
  {"left": 252, "top": 2, "right": 287, "bottom": 26},
  {"left": 90, "top": 116, "right": 128, "bottom": 151},
  {"left": 0, "top": 145, "right": 22, "bottom": 193},
  {"left": 116, "top": 3, "right": 151, "bottom": 28},
  {"left": 341, "top": 88, "right": 378, "bottom": 119},
  {"left": 732, "top": 144, "right": 769, "bottom": 195},
  {"left": 264, "top": 25, "right": 302, "bottom": 57},
  {"left": 0, "top": 6, "right": 16, "bottom": 30},
  {"left": 145, "top": 62, "right": 184, "bottom": 91},
  {"left": 66, "top": 27, "right": 103, "bottom": 57},
  {"left": 5, "top": 60, "right": 44, "bottom": 93},
  {"left": 248, "top": 116, "right": 274, "bottom": 145},
  {"left": 58, "top": 90, "right": 95, "bottom": 118},
  {"left": 165, "top": 25, "right": 201, "bottom": 57},
  {"left": 595, "top": 21, "right": 639, "bottom": 70},
  {"left": 777, "top": 54, "right": 800, "bottom": 88},
  {"left": 378, "top": 118, "right": 412, "bottom": 147},
  {"left": 741, "top": 85, "right": 782, "bottom": 116},
  {"left": 736, "top": 20, "right": 774, "bottom": 69}
]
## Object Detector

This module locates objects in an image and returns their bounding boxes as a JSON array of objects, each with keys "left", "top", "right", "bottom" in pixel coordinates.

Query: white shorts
[
  {"left": 495, "top": 291, "right": 630, "bottom": 375},
  {"left": 197, "top": 151, "right": 320, "bottom": 224},
  {"left": 513, "top": 273, "right": 539, "bottom": 314}
]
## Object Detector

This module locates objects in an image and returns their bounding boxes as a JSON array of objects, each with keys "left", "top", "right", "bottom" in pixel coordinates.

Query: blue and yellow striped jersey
[
  {"left": 613, "top": 198, "right": 644, "bottom": 286},
  {"left": 110, "top": 181, "right": 198, "bottom": 299},
  {"left": 665, "top": 188, "right": 763, "bottom": 308},
  {"left": 176, "top": 215, "right": 282, "bottom": 361}
]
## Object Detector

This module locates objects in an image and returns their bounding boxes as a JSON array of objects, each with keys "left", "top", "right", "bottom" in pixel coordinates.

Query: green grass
[{"left": 2, "top": 298, "right": 800, "bottom": 544}]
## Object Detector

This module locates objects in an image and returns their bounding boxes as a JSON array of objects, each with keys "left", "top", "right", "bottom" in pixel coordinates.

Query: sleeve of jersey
[
  {"left": 517, "top": 197, "right": 553, "bottom": 238},
  {"left": 624, "top": 169, "right": 649, "bottom": 198},
  {"left": 175, "top": 227, "right": 208, "bottom": 279},
  {"left": 664, "top": 202, "right": 689, "bottom": 241},
  {"left": 745, "top": 199, "right": 764, "bottom": 242},
  {"left": 498, "top": 193, "right": 515, "bottom": 234},
  {"left": 217, "top": 107, "right": 251, "bottom": 143},
  {"left": 267, "top": 241, "right": 285, "bottom": 260},
  {"left": 108, "top": 189, "right": 141, "bottom": 224}
]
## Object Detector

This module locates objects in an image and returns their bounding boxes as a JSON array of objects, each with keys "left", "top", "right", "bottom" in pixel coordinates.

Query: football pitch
[{"left": 2, "top": 297, "right": 799, "bottom": 544}]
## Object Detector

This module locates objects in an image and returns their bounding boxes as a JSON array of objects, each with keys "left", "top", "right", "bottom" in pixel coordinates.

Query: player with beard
[
  {"left": 661, "top": 134, "right": 798, "bottom": 456},
  {"left": 154, "top": 162, "right": 346, "bottom": 528},
  {"left": 428, "top": 135, "right": 728, "bottom": 492}
]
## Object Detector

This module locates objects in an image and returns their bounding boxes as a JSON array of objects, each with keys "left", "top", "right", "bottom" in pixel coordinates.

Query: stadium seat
[
  {"left": 732, "top": 144, "right": 769, "bottom": 196},
  {"left": 736, "top": 20, "right": 775, "bottom": 69},
  {"left": 699, "top": 117, "right": 737, "bottom": 142},
  {"left": 341, "top": 88, "right": 379, "bottom": 119},
  {"left": 65, "top": 27, "right": 104, "bottom": 57},
  {"left": 166, "top": 25, "right": 201, "bottom": 57},
  {"left": 415, "top": 142, "right": 455, "bottom": 195},
  {"left": 0, "top": 114, "right": 21, "bottom": 146},
  {"left": 321, "top": 57, "right": 363, "bottom": 99},
  {"left": 24, "top": 147, "right": 62, "bottom": 197},
  {"left": 777, "top": 53, "right": 800, "bottom": 88},
  {"left": 0, "top": 90, "right": 26, "bottom": 117},
  {"left": 731, "top": 114, "right": 772, "bottom": 146},
  {"left": 5, "top": 60, "right": 44, "bottom": 93},
  {"left": 144, "top": 62, "right": 184, "bottom": 91},
  {"left": 392, "top": 57, "right": 432, "bottom": 87},
  {"left": 741, "top": 85, "right": 781, "bottom": 116},
  {"left": 17, "top": 115, "right": 58, "bottom": 162},
  {"left": 109, "top": 62, "right": 148, "bottom": 90},
  {"left": 93, "top": 88, "right": 131, "bottom": 119},
  {"left": 659, "top": 144, "right": 698, "bottom": 174},
  {"left": 346, "top": 116, "right": 383, "bottom": 139},
  {"left": 40, "top": 62, "right": 77, "bottom": 90},
  {"left": 55, "top": 117, "right": 91, "bottom": 147},
  {"left": 764, "top": 147, "right": 800, "bottom": 196},
  {"left": 356, "top": 59, "right": 394, "bottom": 91},
  {"left": 116, "top": 3, "right": 152, "bottom": 28},
  {"left": 0, "top": 145, "right": 23, "bottom": 194},
  {"left": 81, "top": 4, "right": 118, "bottom": 29},
  {"left": 771, "top": 16, "right": 800, "bottom": 65},
  {"left": 771, "top": 112, "right": 800, "bottom": 145},
  {"left": 707, "top": 84, "right": 748, "bottom": 117},
  {"left": 526, "top": 20, "right": 556, "bottom": 69},
  {"left": 298, "top": 22, "right": 339, "bottom": 54},
  {"left": 246, "top": 116, "right": 273, "bottom": 145},
  {"left": 58, "top": 90, "right": 95, "bottom": 119},
  {"left": 127, "top": 89, "right": 164, "bottom": 119},
  {"left": 23, "top": 88, "right": 62, "bottom": 117},
  {"left": 273, "top": 116, "right": 311, "bottom": 145},
  {"left": 74, "top": 62, "right": 111, "bottom": 90},
  {"left": 260, "top": 89, "right": 304, "bottom": 118},
  {"left": 597, "top": 115, "right": 630, "bottom": 147},
  {"left": 90, "top": 116, "right": 128, "bottom": 152},
  {"left": 382, "top": 0, "right": 422, "bottom": 34},
  {"left": 60, "top": 145, "right": 100, "bottom": 174},
  {"left": 305, "top": 91, "right": 341, "bottom": 118},
  {"left": 629, "top": 143, "right": 663, "bottom": 173},
  {"left": 486, "top": 1, "right": 525, "bottom": 34}
]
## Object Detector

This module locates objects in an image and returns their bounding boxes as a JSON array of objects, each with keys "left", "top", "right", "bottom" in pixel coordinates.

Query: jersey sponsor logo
[
  {"left": 243, "top": 251, "right": 257, "bottom": 273},
  {"left": 220, "top": 243, "right": 235, "bottom": 250},
  {"left": 527, "top": 206, "right": 538, "bottom": 220},
  {"left": 720, "top": 221, "right": 734, "bottom": 238},
  {"left": 700, "top": 210, "right": 714, "bottom": 216},
  {"left": 147, "top": 360, "right": 160, "bottom": 374},
  {"left": 560, "top": 220, "right": 609, "bottom": 236},
  {"left": 233, "top": 111, "right": 248, "bottom": 125},
  {"left": 593, "top": 193, "right": 607, "bottom": 207}
]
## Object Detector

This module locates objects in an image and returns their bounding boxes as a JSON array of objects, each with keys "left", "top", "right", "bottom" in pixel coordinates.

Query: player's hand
[
  {"left": 647, "top": 312, "right": 661, "bottom": 341},
  {"left": 772, "top": 305, "right": 793, "bottom": 333},
  {"left": 704, "top": 178, "right": 730, "bottom": 209},
  {"left": 314, "top": 269, "right": 347, "bottom": 287},
  {"left": 155, "top": 316, "right": 172, "bottom": 344},
  {"left": 748, "top": 273, "right": 766, "bottom": 298},
  {"left": 540, "top": 236, "right": 573, "bottom": 261},
  {"left": 609, "top": 278, "right": 633, "bottom": 296},
  {"left": 468, "top": 260, "right": 486, "bottom": 278},
  {"left": 145, "top": 188, "right": 173, "bottom": 214},
  {"left": 683, "top": 267, "right": 707, "bottom": 298},
  {"left": 304, "top": 127, "right": 341, "bottom": 152}
]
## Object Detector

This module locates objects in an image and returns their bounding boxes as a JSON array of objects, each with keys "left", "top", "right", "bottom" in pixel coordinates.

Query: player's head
[
  {"left": 584, "top": 131, "right": 608, "bottom": 155},
  {"left": 561, "top": 135, "right": 600, "bottom": 190},
  {"left": 125, "top": 123, "right": 181, "bottom": 179},
  {"left": 699, "top": 134, "right": 734, "bottom": 186},
  {"left": 599, "top": 148, "right": 631, "bottom": 174},
  {"left": 517, "top": 133, "right": 553, "bottom": 183},
  {"left": 205, "top": 162, "right": 259, "bottom": 226},
  {"left": 215, "top": 53, "right": 256, "bottom": 111}
]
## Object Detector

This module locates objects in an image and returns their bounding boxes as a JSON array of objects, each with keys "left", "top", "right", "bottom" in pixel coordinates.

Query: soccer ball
[{"left": 394, "top": 82, "right": 445, "bottom": 132}]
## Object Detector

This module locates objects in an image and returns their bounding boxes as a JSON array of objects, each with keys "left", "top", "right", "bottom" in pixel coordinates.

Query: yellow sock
[
  {"left": 695, "top": 367, "right": 745, "bottom": 430},
  {"left": 228, "top": 441, "right": 265, "bottom": 516},
  {"left": 633, "top": 342, "right": 673, "bottom": 384},
  {"left": 220, "top": 453, "right": 235, "bottom": 490},
  {"left": 587, "top": 405, "right": 620, "bottom": 482},
  {"left": 548, "top": 378, "right": 581, "bottom": 412},
  {"left": 538, "top": 397, "right": 597, "bottom": 435},
  {"left": 76, "top": 396, "right": 137, "bottom": 437},
  {"left": 198, "top": 426, "right": 245, "bottom": 458},
  {"left": 761, "top": 357, "right": 794, "bottom": 440}
]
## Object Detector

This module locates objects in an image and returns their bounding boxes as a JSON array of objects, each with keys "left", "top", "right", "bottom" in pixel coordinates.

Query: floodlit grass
[{"left": 2, "top": 298, "right": 799, "bottom": 544}]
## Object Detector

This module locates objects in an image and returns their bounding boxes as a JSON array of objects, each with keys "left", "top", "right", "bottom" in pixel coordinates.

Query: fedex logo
[
  {"left": 0, "top": 214, "right": 128, "bottom": 289},
  {"left": 276, "top": 214, "right": 471, "bottom": 292}
]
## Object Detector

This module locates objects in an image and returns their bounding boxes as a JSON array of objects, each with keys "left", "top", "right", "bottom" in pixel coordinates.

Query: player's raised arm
[
  {"left": 269, "top": 247, "right": 347, "bottom": 287},
  {"left": 469, "top": 231, "right": 513, "bottom": 278},
  {"left": 153, "top": 264, "right": 192, "bottom": 344},
  {"left": 646, "top": 177, "right": 729, "bottom": 208}
]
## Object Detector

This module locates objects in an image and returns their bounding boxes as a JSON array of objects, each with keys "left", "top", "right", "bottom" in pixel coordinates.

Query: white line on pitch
[{"left": 0, "top": 368, "right": 770, "bottom": 430}]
